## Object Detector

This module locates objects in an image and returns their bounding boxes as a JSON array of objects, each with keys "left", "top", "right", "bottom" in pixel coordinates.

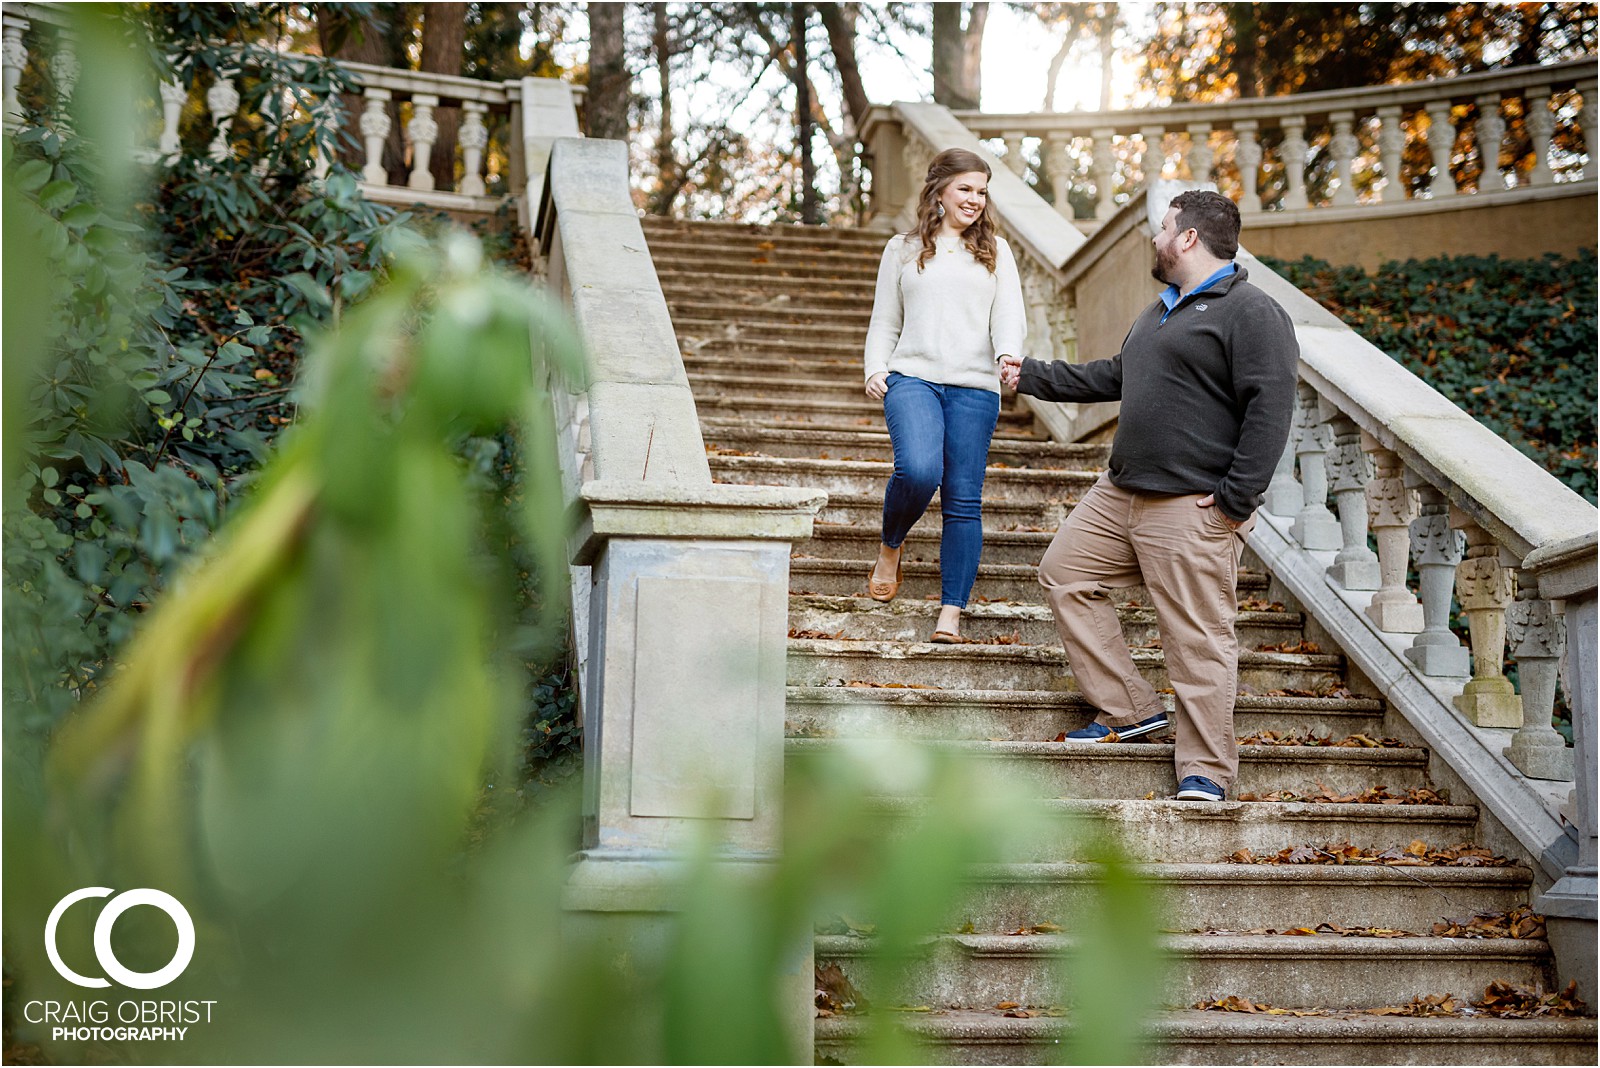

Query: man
[{"left": 998, "top": 190, "right": 1298, "bottom": 803}]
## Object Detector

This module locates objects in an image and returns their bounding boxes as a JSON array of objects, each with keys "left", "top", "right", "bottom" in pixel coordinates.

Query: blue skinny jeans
[{"left": 879, "top": 372, "right": 1001, "bottom": 609}]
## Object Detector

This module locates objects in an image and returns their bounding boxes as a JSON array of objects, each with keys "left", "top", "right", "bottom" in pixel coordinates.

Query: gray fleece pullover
[{"left": 1017, "top": 266, "right": 1298, "bottom": 522}]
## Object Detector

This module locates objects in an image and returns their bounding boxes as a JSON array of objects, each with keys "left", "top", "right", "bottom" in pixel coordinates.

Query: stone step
[
  {"left": 786, "top": 689, "right": 1387, "bottom": 742},
  {"left": 711, "top": 454, "right": 1096, "bottom": 505},
  {"left": 952, "top": 861, "right": 1534, "bottom": 935},
  {"left": 787, "top": 589, "right": 1304, "bottom": 647},
  {"left": 670, "top": 315, "right": 868, "bottom": 347},
  {"left": 695, "top": 395, "right": 1040, "bottom": 432},
  {"left": 638, "top": 216, "right": 890, "bottom": 251},
  {"left": 702, "top": 424, "right": 1103, "bottom": 466},
  {"left": 816, "top": 932, "right": 1552, "bottom": 1010},
  {"left": 689, "top": 373, "right": 1037, "bottom": 417},
  {"left": 667, "top": 296, "right": 875, "bottom": 326},
  {"left": 787, "top": 739, "right": 1431, "bottom": 798},
  {"left": 701, "top": 415, "right": 1052, "bottom": 446},
  {"left": 661, "top": 272, "right": 876, "bottom": 300},
  {"left": 787, "top": 557, "right": 1272, "bottom": 604},
  {"left": 787, "top": 638, "right": 1346, "bottom": 694},
  {"left": 815, "top": 1010, "right": 1598, "bottom": 1066},
  {"left": 806, "top": 493, "right": 1066, "bottom": 531},
  {"left": 652, "top": 249, "right": 880, "bottom": 280},
  {"left": 683, "top": 349, "right": 864, "bottom": 378}
]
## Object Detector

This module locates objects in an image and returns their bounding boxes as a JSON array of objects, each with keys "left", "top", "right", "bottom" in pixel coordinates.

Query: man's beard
[{"left": 1151, "top": 244, "right": 1179, "bottom": 285}]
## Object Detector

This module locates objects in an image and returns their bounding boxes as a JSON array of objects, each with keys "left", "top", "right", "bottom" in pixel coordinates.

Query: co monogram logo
[{"left": 45, "top": 888, "right": 196, "bottom": 990}]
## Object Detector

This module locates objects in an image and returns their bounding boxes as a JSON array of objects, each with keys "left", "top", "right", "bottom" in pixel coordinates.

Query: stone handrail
[
  {"left": 0, "top": 5, "right": 586, "bottom": 213},
  {"left": 950, "top": 57, "right": 1595, "bottom": 221},
  {"left": 864, "top": 99, "right": 1598, "bottom": 992}
]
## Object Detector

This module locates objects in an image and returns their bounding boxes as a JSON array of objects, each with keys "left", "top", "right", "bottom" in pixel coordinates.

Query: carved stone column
[
  {"left": 1375, "top": 105, "right": 1405, "bottom": 203},
  {"left": 1423, "top": 100, "right": 1458, "bottom": 196},
  {"left": 1138, "top": 125, "right": 1165, "bottom": 185},
  {"left": 158, "top": 79, "right": 186, "bottom": 162},
  {"left": 1046, "top": 135, "right": 1072, "bottom": 218},
  {"left": 49, "top": 38, "right": 78, "bottom": 116},
  {"left": 1505, "top": 574, "right": 1574, "bottom": 780},
  {"left": 1475, "top": 93, "right": 1506, "bottom": 191},
  {"left": 1091, "top": 128, "right": 1116, "bottom": 220},
  {"left": 1525, "top": 88, "right": 1555, "bottom": 186},
  {"left": 1451, "top": 511, "right": 1523, "bottom": 727},
  {"left": 1324, "top": 413, "right": 1379, "bottom": 589},
  {"left": 1363, "top": 437, "right": 1424, "bottom": 632},
  {"left": 1235, "top": 120, "right": 1262, "bottom": 212},
  {"left": 1290, "top": 384, "right": 1340, "bottom": 549},
  {"left": 1002, "top": 129, "right": 1028, "bottom": 177},
  {"left": 1263, "top": 432, "right": 1304, "bottom": 518},
  {"left": 407, "top": 93, "right": 440, "bottom": 190},
  {"left": 460, "top": 100, "right": 489, "bottom": 195},
  {"left": 360, "top": 88, "right": 393, "bottom": 185},
  {"left": 1404, "top": 477, "right": 1470, "bottom": 676},
  {"left": 1328, "top": 111, "right": 1359, "bottom": 205},
  {"left": 2, "top": 16, "right": 28, "bottom": 132},
  {"left": 1185, "top": 122, "right": 1213, "bottom": 182},
  {"left": 1280, "top": 116, "right": 1310, "bottom": 209},
  {"left": 206, "top": 73, "right": 240, "bottom": 162}
]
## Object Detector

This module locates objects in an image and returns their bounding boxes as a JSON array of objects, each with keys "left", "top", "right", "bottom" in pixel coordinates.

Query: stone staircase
[{"left": 639, "top": 216, "right": 1596, "bottom": 1064}]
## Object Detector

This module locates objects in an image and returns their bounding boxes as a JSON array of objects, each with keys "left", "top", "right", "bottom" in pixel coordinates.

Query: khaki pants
[{"left": 1039, "top": 475, "right": 1255, "bottom": 792}]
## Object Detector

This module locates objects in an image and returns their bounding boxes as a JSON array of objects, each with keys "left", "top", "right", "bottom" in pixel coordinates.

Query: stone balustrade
[
  {"left": 949, "top": 57, "right": 1595, "bottom": 222},
  {"left": 0, "top": 4, "right": 584, "bottom": 213}
]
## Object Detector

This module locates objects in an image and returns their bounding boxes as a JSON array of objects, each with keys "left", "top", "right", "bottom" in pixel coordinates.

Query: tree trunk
[
  {"left": 1230, "top": 2, "right": 1261, "bottom": 98},
  {"left": 315, "top": 3, "right": 408, "bottom": 183},
  {"left": 818, "top": 2, "right": 869, "bottom": 133},
  {"left": 933, "top": 2, "right": 986, "bottom": 110},
  {"left": 1043, "top": 32, "right": 1073, "bottom": 111},
  {"left": 1097, "top": 3, "right": 1118, "bottom": 110},
  {"left": 650, "top": 3, "right": 679, "bottom": 215},
  {"left": 420, "top": 3, "right": 468, "bottom": 191},
  {"left": 794, "top": 3, "right": 818, "bottom": 224},
  {"left": 586, "top": 2, "right": 630, "bottom": 140}
]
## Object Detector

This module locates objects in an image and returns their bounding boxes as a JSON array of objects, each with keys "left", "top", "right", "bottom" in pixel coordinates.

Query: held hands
[
  {"left": 998, "top": 354, "right": 1023, "bottom": 391},
  {"left": 865, "top": 372, "right": 889, "bottom": 400}
]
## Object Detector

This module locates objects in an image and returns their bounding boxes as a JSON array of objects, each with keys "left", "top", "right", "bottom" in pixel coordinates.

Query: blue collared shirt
[{"left": 1159, "top": 262, "right": 1238, "bottom": 323}]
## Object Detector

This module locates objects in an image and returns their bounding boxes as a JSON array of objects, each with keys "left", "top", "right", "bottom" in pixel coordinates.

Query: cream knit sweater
[{"left": 862, "top": 232, "right": 1026, "bottom": 394}]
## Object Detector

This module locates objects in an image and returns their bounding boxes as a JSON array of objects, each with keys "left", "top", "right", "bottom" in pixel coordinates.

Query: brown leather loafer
[{"left": 867, "top": 555, "right": 902, "bottom": 602}]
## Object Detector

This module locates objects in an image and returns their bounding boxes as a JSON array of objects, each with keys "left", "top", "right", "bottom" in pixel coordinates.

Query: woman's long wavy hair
[{"left": 909, "top": 148, "right": 998, "bottom": 274}]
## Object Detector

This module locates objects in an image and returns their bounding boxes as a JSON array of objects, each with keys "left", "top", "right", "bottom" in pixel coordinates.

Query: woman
[{"left": 863, "top": 147, "right": 1025, "bottom": 643}]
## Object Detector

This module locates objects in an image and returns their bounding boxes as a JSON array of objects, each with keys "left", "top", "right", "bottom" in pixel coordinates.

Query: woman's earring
[{"left": 936, "top": 203, "right": 945, "bottom": 219}]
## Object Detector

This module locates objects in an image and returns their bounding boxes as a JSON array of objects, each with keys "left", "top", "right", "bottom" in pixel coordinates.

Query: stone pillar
[
  {"left": 1090, "top": 128, "right": 1116, "bottom": 220},
  {"left": 1328, "top": 111, "right": 1359, "bottom": 205},
  {"left": 1527, "top": 531, "right": 1597, "bottom": 1006},
  {"left": 1579, "top": 81, "right": 1597, "bottom": 181},
  {"left": 360, "top": 88, "right": 392, "bottom": 185},
  {"left": 49, "top": 37, "right": 78, "bottom": 116},
  {"left": 1290, "top": 384, "right": 1340, "bottom": 550},
  {"left": 1376, "top": 105, "right": 1405, "bottom": 203},
  {"left": 1279, "top": 116, "right": 1310, "bottom": 210},
  {"left": 1475, "top": 93, "right": 1506, "bottom": 191},
  {"left": 1046, "top": 135, "right": 1072, "bottom": 218},
  {"left": 1235, "top": 120, "right": 1262, "bottom": 212},
  {"left": 206, "top": 73, "right": 240, "bottom": 162},
  {"left": 1263, "top": 433, "right": 1304, "bottom": 518},
  {"left": 1185, "top": 122, "right": 1213, "bottom": 182},
  {"left": 460, "top": 100, "right": 489, "bottom": 196},
  {"left": 1504, "top": 572, "right": 1573, "bottom": 780},
  {"left": 2, "top": 15, "right": 28, "bottom": 133},
  {"left": 157, "top": 79, "right": 186, "bottom": 162},
  {"left": 1324, "top": 413, "right": 1379, "bottom": 589},
  {"left": 1450, "top": 512, "right": 1522, "bottom": 727},
  {"left": 1362, "top": 438, "right": 1424, "bottom": 632},
  {"left": 1404, "top": 478, "right": 1471, "bottom": 677},
  {"left": 1525, "top": 88, "right": 1555, "bottom": 186},
  {"left": 1138, "top": 125, "right": 1165, "bottom": 184},
  {"left": 1002, "top": 129, "right": 1028, "bottom": 177},
  {"left": 407, "top": 93, "right": 440, "bottom": 190},
  {"left": 1423, "top": 99, "right": 1458, "bottom": 196}
]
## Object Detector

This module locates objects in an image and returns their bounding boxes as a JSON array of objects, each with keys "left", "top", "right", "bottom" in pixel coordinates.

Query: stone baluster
[
  {"left": 1185, "top": 122, "right": 1213, "bottom": 182},
  {"left": 1138, "top": 125, "right": 1164, "bottom": 183},
  {"left": 1451, "top": 512, "right": 1523, "bottom": 727},
  {"left": 1328, "top": 111, "right": 1359, "bottom": 205},
  {"left": 1525, "top": 88, "right": 1555, "bottom": 186},
  {"left": 460, "top": 100, "right": 489, "bottom": 195},
  {"left": 1324, "top": 412, "right": 1379, "bottom": 589},
  {"left": 206, "top": 73, "right": 240, "bottom": 162},
  {"left": 50, "top": 36, "right": 79, "bottom": 116},
  {"left": 1423, "top": 99, "right": 1458, "bottom": 196},
  {"left": 1505, "top": 574, "right": 1574, "bottom": 780},
  {"left": 1263, "top": 430, "right": 1304, "bottom": 518},
  {"left": 1362, "top": 437, "right": 1424, "bottom": 632},
  {"left": 1290, "top": 384, "right": 1340, "bottom": 549},
  {"left": 1091, "top": 127, "right": 1116, "bottom": 220},
  {"left": 1404, "top": 477, "right": 1471, "bottom": 676},
  {"left": 407, "top": 93, "right": 440, "bottom": 190},
  {"left": 359, "top": 88, "right": 392, "bottom": 185},
  {"left": 1279, "top": 116, "right": 1310, "bottom": 210},
  {"left": 158, "top": 79, "right": 186, "bottom": 162},
  {"left": 1475, "top": 93, "right": 1506, "bottom": 191},
  {"left": 1235, "top": 120, "right": 1262, "bottom": 212},
  {"left": 2, "top": 15, "right": 28, "bottom": 132},
  {"left": 1375, "top": 105, "right": 1405, "bottom": 203},
  {"left": 1046, "top": 135, "right": 1072, "bottom": 219},
  {"left": 1002, "top": 129, "right": 1027, "bottom": 177},
  {"left": 1579, "top": 81, "right": 1596, "bottom": 180}
]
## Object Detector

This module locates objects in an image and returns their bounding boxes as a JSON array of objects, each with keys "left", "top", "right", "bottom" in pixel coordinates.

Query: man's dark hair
[{"left": 1169, "top": 190, "right": 1241, "bottom": 260}]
